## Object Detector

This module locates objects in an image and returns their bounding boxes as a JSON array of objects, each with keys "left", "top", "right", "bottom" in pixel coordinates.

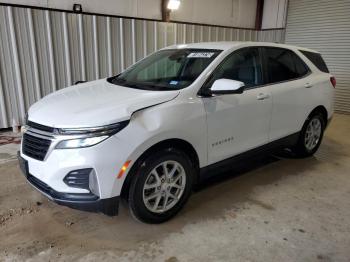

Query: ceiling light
[{"left": 167, "top": 0, "right": 181, "bottom": 10}]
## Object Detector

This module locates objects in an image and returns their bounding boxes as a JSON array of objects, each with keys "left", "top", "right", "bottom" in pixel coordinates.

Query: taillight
[{"left": 330, "top": 76, "right": 336, "bottom": 88}]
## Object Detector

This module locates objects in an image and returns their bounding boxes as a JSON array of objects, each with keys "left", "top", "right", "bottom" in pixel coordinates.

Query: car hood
[{"left": 28, "top": 79, "right": 179, "bottom": 128}]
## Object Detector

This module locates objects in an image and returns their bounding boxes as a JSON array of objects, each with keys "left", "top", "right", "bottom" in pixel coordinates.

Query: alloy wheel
[
  {"left": 142, "top": 160, "right": 186, "bottom": 213},
  {"left": 304, "top": 118, "right": 322, "bottom": 151}
]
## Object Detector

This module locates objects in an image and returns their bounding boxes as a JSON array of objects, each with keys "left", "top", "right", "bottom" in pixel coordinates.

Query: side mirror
[{"left": 210, "top": 79, "right": 245, "bottom": 95}]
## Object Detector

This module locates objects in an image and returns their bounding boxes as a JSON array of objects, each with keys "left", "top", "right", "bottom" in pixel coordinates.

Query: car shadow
[
  {"left": 178, "top": 148, "right": 322, "bottom": 221},
  {"left": 195, "top": 153, "right": 282, "bottom": 192}
]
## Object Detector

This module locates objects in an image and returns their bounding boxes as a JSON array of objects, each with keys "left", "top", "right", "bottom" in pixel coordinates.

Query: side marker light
[{"left": 117, "top": 160, "right": 131, "bottom": 179}]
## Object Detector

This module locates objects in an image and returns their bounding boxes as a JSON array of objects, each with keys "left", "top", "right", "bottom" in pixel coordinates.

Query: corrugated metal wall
[
  {"left": 285, "top": 0, "right": 350, "bottom": 114},
  {"left": 0, "top": 5, "right": 286, "bottom": 128}
]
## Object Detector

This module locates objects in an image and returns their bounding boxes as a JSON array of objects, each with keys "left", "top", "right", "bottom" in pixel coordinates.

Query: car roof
[{"left": 163, "top": 41, "right": 319, "bottom": 54}]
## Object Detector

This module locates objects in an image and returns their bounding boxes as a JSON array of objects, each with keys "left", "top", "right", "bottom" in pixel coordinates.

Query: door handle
[
  {"left": 257, "top": 93, "right": 270, "bottom": 100},
  {"left": 304, "top": 83, "right": 313, "bottom": 88}
]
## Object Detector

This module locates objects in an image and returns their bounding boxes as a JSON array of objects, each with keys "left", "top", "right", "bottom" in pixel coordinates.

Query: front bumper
[
  {"left": 18, "top": 152, "right": 119, "bottom": 216},
  {"left": 19, "top": 126, "right": 135, "bottom": 199}
]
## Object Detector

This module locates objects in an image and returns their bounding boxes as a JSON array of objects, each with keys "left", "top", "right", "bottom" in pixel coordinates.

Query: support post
[
  {"left": 161, "top": 0, "right": 170, "bottom": 22},
  {"left": 255, "top": 0, "right": 264, "bottom": 30}
]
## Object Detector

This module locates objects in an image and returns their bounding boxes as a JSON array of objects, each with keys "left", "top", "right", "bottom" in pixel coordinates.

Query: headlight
[
  {"left": 55, "top": 120, "right": 129, "bottom": 149},
  {"left": 56, "top": 136, "right": 109, "bottom": 149},
  {"left": 57, "top": 120, "right": 129, "bottom": 136}
]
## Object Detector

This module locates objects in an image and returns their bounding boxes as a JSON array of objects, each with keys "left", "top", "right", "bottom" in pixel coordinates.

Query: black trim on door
[{"left": 199, "top": 132, "right": 300, "bottom": 180}]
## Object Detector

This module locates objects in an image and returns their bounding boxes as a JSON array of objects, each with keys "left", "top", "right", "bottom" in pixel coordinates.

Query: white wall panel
[
  {"left": 171, "top": 0, "right": 257, "bottom": 28},
  {"left": 0, "top": 0, "right": 162, "bottom": 20},
  {"left": 262, "top": 0, "right": 288, "bottom": 29},
  {"left": 2, "top": 0, "right": 259, "bottom": 28},
  {"left": 0, "top": 5, "right": 285, "bottom": 128},
  {"left": 285, "top": 0, "right": 350, "bottom": 113}
]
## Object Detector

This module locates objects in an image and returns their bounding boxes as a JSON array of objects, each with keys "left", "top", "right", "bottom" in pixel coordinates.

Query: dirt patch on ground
[
  {"left": 0, "top": 204, "right": 40, "bottom": 226},
  {"left": 0, "top": 133, "right": 21, "bottom": 146}
]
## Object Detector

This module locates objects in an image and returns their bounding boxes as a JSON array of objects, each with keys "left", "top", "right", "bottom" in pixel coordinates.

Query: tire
[
  {"left": 293, "top": 112, "right": 325, "bottom": 157},
  {"left": 128, "top": 148, "right": 194, "bottom": 224}
]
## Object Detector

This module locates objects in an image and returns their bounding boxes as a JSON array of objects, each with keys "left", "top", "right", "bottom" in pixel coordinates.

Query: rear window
[{"left": 300, "top": 50, "right": 329, "bottom": 73}]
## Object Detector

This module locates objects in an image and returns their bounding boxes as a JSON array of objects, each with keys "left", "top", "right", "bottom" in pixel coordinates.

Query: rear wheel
[
  {"left": 293, "top": 113, "right": 325, "bottom": 157},
  {"left": 128, "top": 148, "right": 194, "bottom": 223}
]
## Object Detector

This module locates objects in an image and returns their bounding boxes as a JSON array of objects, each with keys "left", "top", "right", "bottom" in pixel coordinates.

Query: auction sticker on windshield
[{"left": 187, "top": 52, "right": 215, "bottom": 58}]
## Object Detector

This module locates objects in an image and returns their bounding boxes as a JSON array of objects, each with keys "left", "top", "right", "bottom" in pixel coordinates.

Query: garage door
[{"left": 285, "top": 0, "right": 350, "bottom": 113}]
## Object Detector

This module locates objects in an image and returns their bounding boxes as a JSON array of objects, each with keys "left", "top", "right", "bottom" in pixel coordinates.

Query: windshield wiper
[
  {"left": 109, "top": 76, "right": 177, "bottom": 91},
  {"left": 124, "top": 83, "right": 157, "bottom": 90},
  {"left": 113, "top": 77, "right": 127, "bottom": 84}
]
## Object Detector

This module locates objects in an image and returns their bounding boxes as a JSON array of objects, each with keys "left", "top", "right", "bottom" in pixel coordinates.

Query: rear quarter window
[
  {"left": 264, "top": 47, "right": 310, "bottom": 84},
  {"left": 300, "top": 50, "right": 329, "bottom": 73}
]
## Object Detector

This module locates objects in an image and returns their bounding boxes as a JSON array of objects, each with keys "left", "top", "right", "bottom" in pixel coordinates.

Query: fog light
[
  {"left": 64, "top": 169, "right": 100, "bottom": 196},
  {"left": 89, "top": 170, "right": 100, "bottom": 197},
  {"left": 64, "top": 168, "right": 92, "bottom": 190}
]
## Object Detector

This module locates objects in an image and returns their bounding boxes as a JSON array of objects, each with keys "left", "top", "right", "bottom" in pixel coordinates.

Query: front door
[{"left": 202, "top": 47, "right": 272, "bottom": 165}]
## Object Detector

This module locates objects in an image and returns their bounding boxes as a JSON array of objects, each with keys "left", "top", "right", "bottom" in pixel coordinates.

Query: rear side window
[
  {"left": 300, "top": 50, "right": 329, "bottom": 73},
  {"left": 264, "top": 47, "right": 309, "bottom": 84}
]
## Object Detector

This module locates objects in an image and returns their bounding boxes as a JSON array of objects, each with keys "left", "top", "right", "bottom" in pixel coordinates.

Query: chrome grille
[{"left": 22, "top": 133, "right": 51, "bottom": 161}]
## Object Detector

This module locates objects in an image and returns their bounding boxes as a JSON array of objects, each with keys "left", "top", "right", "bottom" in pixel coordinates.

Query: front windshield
[{"left": 108, "top": 49, "right": 221, "bottom": 91}]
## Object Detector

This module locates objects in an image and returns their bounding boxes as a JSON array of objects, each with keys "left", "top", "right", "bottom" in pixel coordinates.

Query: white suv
[{"left": 18, "top": 42, "right": 335, "bottom": 223}]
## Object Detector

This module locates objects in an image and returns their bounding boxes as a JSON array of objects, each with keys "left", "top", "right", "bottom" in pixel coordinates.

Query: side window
[
  {"left": 264, "top": 48, "right": 309, "bottom": 84},
  {"left": 205, "top": 48, "right": 263, "bottom": 89},
  {"left": 300, "top": 50, "right": 329, "bottom": 73},
  {"left": 293, "top": 54, "right": 309, "bottom": 76}
]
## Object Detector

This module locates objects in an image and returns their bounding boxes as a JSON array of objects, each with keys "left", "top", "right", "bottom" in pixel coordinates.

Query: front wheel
[
  {"left": 292, "top": 113, "right": 325, "bottom": 157},
  {"left": 128, "top": 148, "right": 194, "bottom": 223}
]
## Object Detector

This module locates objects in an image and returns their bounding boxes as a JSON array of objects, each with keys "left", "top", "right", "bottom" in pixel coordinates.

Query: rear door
[{"left": 262, "top": 47, "right": 312, "bottom": 141}]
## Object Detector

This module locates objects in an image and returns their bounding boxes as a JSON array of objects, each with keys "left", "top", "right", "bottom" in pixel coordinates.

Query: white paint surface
[{"left": 22, "top": 42, "right": 333, "bottom": 202}]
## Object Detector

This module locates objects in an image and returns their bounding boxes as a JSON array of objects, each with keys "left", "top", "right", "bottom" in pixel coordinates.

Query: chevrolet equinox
[{"left": 18, "top": 42, "right": 335, "bottom": 223}]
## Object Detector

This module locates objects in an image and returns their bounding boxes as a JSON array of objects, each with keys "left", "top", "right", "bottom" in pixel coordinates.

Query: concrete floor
[{"left": 0, "top": 114, "right": 350, "bottom": 261}]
